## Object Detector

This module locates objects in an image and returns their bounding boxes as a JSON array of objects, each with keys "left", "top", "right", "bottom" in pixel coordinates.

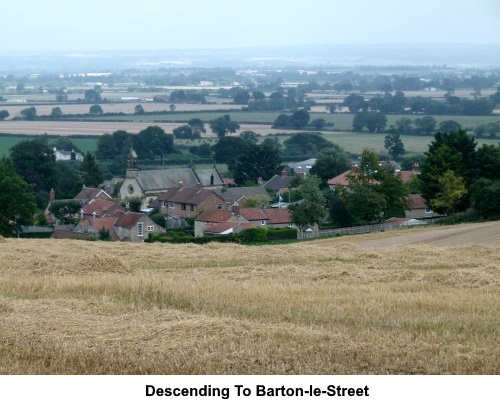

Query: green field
[{"left": 0, "top": 134, "right": 98, "bottom": 157}]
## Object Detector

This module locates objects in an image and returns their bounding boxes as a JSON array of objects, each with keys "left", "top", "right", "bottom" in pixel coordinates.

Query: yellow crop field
[{"left": 0, "top": 222, "right": 499, "bottom": 375}]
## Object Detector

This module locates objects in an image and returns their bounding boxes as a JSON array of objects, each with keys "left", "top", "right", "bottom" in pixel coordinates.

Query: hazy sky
[{"left": 3, "top": 0, "right": 499, "bottom": 51}]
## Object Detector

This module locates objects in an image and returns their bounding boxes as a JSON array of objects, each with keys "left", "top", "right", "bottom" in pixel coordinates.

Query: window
[
  {"left": 190, "top": 204, "right": 195, "bottom": 211},
  {"left": 147, "top": 225, "right": 154, "bottom": 232},
  {"left": 181, "top": 203, "right": 186, "bottom": 210},
  {"left": 425, "top": 208, "right": 433, "bottom": 214},
  {"left": 217, "top": 204, "right": 222, "bottom": 209},
  {"left": 288, "top": 223, "right": 294, "bottom": 227},
  {"left": 261, "top": 220, "right": 266, "bottom": 226},
  {"left": 137, "top": 222, "right": 144, "bottom": 237},
  {"left": 169, "top": 202, "right": 175, "bottom": 209},
  {"left": 127, "top": 184, "right": 134, "bottom": 195}
]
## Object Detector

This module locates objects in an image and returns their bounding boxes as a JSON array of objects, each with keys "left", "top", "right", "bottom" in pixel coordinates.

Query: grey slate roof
[
  {"left": 215, "top": 186, "right": 271, "bottom": 204},
  {"left": 264, "top": 174, "right": 293, "bottom": 192},
  {"left": 135, "top": 168, "right": 223, "bottom": 192},
  {"left": 285, "top": 158, "right": 316, "bottom": 175}
]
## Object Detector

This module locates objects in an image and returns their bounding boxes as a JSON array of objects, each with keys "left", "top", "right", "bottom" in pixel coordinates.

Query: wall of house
[
  {"left": 160, "top": 193, "right": 225, "bottom": 219},
  {"left": 116, "top": 216, "right": 165, "bottom": 242},
  {"left": 405, "top": 208, "right": 434, "bottom": 218}
]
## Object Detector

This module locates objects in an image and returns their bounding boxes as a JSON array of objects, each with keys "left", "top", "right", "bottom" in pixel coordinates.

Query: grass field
[{"left": 0, "top": 222, "right": 498, "bottom": 374}]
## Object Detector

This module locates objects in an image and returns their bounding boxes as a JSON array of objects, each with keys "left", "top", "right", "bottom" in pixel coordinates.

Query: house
[
  {"left": 194, "top": 205, "right": 294, "bottom": 237},
  {"left": 113, "top": 211, "right": 164, "bottom": 242},
  {"left": 120, "top": 149, "right": 224, "bottom": 208},
  {"left": 74, "top": 217, "right": 121, "bottom": 241},
  {"left": 74, "top": 186, "right": 112, "bottom": 206},
  {"left": 327, "top": 163, "right": 420, "bottom": 190},
  {"left": 405, "top": 194, "right": 434, "bottom": 218},
  {"left": 264, "top": 170, "right": 294, "bottom": 196},
  {"left": 157, "top": 183, "right": 226, "bottom": 219},
  {"left": 79, "top": 199, "right": 126, "bottom": 220},
  {"left": 53, "top": 147, "right": 84, "bottom": 161},
  {"left": 284, "top": 158, "right": 316, "bottom": 176},
  {"left": 214, "top": 185, "right": 272, "bottom": 207}
]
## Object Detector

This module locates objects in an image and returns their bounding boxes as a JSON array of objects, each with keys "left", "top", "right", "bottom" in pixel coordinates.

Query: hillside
[{"left": 0, "top": 222, "right": 499, "bottom": 374}]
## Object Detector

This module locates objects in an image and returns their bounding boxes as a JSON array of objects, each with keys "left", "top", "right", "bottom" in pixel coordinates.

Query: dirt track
[{"left": 356, "top": 221, "right": 500, "bottom": 248}]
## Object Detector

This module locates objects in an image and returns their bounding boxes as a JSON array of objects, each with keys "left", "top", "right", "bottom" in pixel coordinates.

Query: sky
[{"left": 2, "top": 0, "right": 499, "bottom": 51}]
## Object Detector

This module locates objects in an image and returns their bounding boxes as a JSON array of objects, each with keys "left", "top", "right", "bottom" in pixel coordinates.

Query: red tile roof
[
  {"left": 263, "top": 209, "right": 292, "bottom": 224},
  {"left": 399, "top": 171, "right": 415, "bottom": 183},
  {"left": 408, "top": 194, "right": 428, "bottom": 210},
  {"left": 113, "top": 211, "right": 146, "bottom": 228},
  {"left": 74, "top": 187, "right": 111, "bottom": 204},
  {"left": 196, "top": 210, "right": 233, "bottom": 223},
  {"left": 327, "top": 170, "right": 353, "bottom": 186},
  {"left": 50, "top": 229, "right": 92, "bottom": 240},
  {"left": 89, "top": 218, "right": 120, "bottom": 241},
  {"left": 82, "top": 200, "right": 125, "bottom": 217},
  {"left": 204, "top": 222, "right": 236, "bottom": 234},
  {"left": 238, "top": 208, "right": 268, "bottom": 221}
]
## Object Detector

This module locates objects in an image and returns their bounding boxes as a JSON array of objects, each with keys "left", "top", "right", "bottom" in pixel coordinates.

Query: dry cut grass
[{"left": 0, "top": 225, "right": 499, "bottom": 374}]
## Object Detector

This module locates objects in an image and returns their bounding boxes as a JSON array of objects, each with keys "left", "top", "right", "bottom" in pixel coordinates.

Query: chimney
[
  {"left": 256, "top": 201, "right": 261, "bottom": 210},
  {"left": 232, "top": 203, "right": 240, "bottom": 217},
  {"left": 49, "top": 188, "right": 55, "bottom": 201},
  {"left": 297, "top": 171, "right": 304, "bottom": 178},
  {"left": 106, "top": 184, "right": 111, "bottom": 194},
  {"left": 412, "top": 162, "right": 421, "bottom": 174},
  {"left": 257, "top": 177, "right": 263, "bottom": 186},
  {"left": 196, "top": 182, "right": 202, "bottom": 190},
  {"left": 178, "top": 180, "right": 184, "bottom": 189},
  {"left": 281, "top": 169, "right": 288, "bottom": 177}
]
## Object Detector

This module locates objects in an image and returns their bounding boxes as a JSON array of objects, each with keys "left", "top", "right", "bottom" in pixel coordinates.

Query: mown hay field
[{"left": 0, "top": 222, "right": 499, "bottom": 375}]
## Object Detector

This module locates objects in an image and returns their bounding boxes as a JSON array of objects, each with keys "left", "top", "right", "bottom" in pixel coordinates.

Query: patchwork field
[{"left": 0, "top": 222, "right": 498, "bottom": 374}]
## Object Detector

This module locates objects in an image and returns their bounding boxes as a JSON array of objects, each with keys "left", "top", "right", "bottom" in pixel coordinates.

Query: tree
[
  {"left": 55, "top": 92, "right": 68, "bottom": 102},
  {"left": 212, "top": 137, "right": 251, "bottom": 170},
  {"left": 84, "top": 89, "right": 102, "bottom": 102},
  {"left": 342, "top": 93, "right": 367, "bottom": 113},
  {"left": 430, "top": 170, "right": 467, "bottom": 215},
  {"left": 209, "top": 114, "right": 240, "bottom": 137},
  {"left": 384, "top": 127, "right": 406, "bottom": 159},
  {"left": 395, "top": 117, "right": 413, "bottom": 134},
  {"left": 475, "top": 144, "right": 500, "bottom": 180},
  {"left": 187, "top": 118, "right": 206, "bottom": 137},
  {"left": 346, "top": 184, "right": 387, "bottom": 224},
  {"left": 133, "top": 126, "right": 176, "bottom": 159},
  {"left": 169, "top": 103, "right": 176, "bottom": 112},
  {"left": 283, "top": 132, "right": 334, "bottom": 156},
  {"left": 252, "top": 91, "right": 266, "bottom": 100},
  {"left": 311, "top": 118, "right": 326, "bottom": 130},
  {"left": 48, "top": 200, "right": 83, "bottom": 225},
  {"left": 289, "top": 109, "right": 310, "bottom": 129},
  {"left": 273, "top": 114, "right": 290, "bottom": 127},
  {"left": 124, "top": 197, "right": 142, "bottom": 212},
  {"left": 98, "top": 226, "right": 112, "bottom": 241},
  {"left": 470, "top": 179, "right": 500, "bottom": 218},
  {"left": 0, "top": 110, "right": 9, "bottom": 120},
  {"left": 89, "top": 104, "right": 103, "bottom": 115},
  {"left": 413, "top": 116, "right": 437, "bottom": 135},
  {"left": 50, "top": 107, "right": 63, "bottom": 118},
  {"left": 134, "top": 104, "right": 145, "bottom": 115},
  {"left": 309, "top": 147, "right": 351, "bottom": 184},
  {"left": 364, "top": 112, "right": 387, "bottom": 132},
  {"left": 233, "top": 91, "right": 251, "bottom": 104},
  {"left": 173, "top": 125, "right": 195, "bottom": 139},
  {"left": 289, "top": 175, "right": 326, "bottom": 230},
  {"left": 419, "top": 130, "right": 477, "bottom": 213},
  {"left": 10, "top": 138, "right": 58, "bottom": 206},
  {"left": 239, "top": 131, "right": 260, "bottom": 144},
  {"left": 0, "top": 157, "right": 37, "bottom": 236},
  {"left": 79, "top": 151, "right": 103, "bottom": 187},
  {"left": 20, "top": 106, "right": 37, "bottom": 120},
  {"left": 233, "top": 143, "right": 281, "bottom": 185},
  {"left": 438, "top": 120, "right": 461, "bottom": 133}
]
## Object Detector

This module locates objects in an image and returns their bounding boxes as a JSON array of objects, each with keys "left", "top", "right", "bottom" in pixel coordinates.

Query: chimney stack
[
  {"left": 178, "top": 180, "right": 184, "bottom": 189},
  {"left": 49, "top": 188, "right": 55, "bottom": 201},
  {"left": 196, "top": 182, "right": 202, "bottom": 190},
  {"left": 232, "top": 204, "right": 240, "bottom": 217},
  {"left": 412, "top": 162, "right": 420, "bottom": 174},
  {"left": 281, "top": 169, "right": 288, "bottom": 177}
]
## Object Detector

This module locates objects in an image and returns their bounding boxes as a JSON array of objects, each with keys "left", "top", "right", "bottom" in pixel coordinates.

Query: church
[{"left": 120, "top": 148, "right": 224, "bottom": 208}]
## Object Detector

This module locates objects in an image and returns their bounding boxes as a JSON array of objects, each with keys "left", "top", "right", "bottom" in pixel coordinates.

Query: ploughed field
[{"left": 0, "top": 222, "right": 499, "bottom": 374}]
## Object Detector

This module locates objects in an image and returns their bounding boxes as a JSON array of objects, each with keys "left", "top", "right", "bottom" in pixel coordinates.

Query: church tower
[{"left": 126, "top": 148, "right": 138, "bottom": 178}]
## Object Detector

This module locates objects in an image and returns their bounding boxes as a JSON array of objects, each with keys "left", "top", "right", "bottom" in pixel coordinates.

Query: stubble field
[{"left": 0, "top": 222, "right": 499, "bottom": 375}]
